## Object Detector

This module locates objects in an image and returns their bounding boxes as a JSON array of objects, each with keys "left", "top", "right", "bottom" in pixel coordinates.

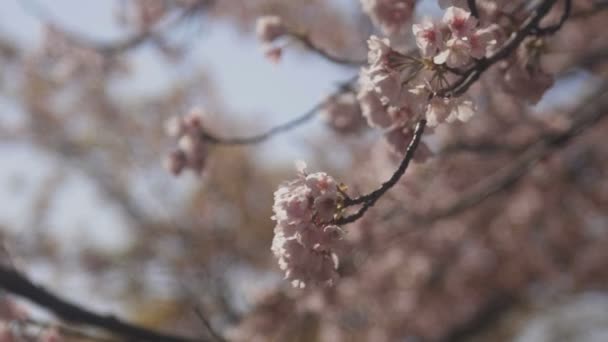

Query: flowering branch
[
  {"left": 334, "top": 119, "right": 427, "bottom": 225},
  {"left": 0, "top": 265, "right": 202, "bottom": 342},
  {"left": 198, "top": 76, "right": 357, "bottom": 145},
  {"left": 440, "top": 0, "right": 563, "bottom": 97}
]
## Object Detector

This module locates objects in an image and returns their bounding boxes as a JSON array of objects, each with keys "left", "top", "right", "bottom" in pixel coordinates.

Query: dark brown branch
[
  {"left": 468, "top": 0, "right": 479, "bottom": 19},
  {"left": 532, "top": 0, "right": 572, "bottom": 36},
  {"left": 420, "top": 81, "right": 608, "bottom": 221},
  {"left": 334, "top": 120, "right": 427, "bottom": 225},
  {"left": 199, "top": 76, "right": 357, "bottom": 145},
  {"left": 0, "top": 265, "right": 203, "bottom": 342}
]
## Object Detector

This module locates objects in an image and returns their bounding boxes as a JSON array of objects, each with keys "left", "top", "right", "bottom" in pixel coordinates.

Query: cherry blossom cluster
[
  {"left": 415, "top": 7, "right": 496, "bottom": 68},
  {"left": 271, "top": 162, "right": 344, "bottom": 288},
  {"left": 358, "top": 6, "right": 497, "bottom": 141},
  {"left": 163, "top": 109, "right": 209, "bottom": 176}
]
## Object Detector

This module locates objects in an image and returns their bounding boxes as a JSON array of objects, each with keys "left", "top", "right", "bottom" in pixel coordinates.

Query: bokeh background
[{"left": 1, "top": 0, "right": 608, "bottom": 341}]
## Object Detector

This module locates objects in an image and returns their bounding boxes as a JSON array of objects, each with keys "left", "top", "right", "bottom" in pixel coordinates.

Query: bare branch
[{"left": 199, "top": 76, "right": 357, "bottom": 145}]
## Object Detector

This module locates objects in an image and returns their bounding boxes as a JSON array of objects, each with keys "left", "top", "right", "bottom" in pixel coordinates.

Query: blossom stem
[{"left": 334, "top": 119, "right": 427, "bottom": 225}]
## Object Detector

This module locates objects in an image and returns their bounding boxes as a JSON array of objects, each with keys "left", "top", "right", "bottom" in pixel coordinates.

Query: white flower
[
  {"left": 412, "top": 18, "right": 444, "bottom": 57},
  {"left": 434, "top": 37, "right": 472, "bottom": 68},
  {"left": 442, "top": 6, "right": 477, "bottom": 39},
  {"left": 365, "top": 36, "right": 422, "bottom": 108},
  {"left": 425, "top": 97, "right": 452, "bottom": 127},
  {"left": 469, "top": 26, "right": 496, "bottom": 59},
  {"left": 447, "top": 97, "right": 476, "bottom": 123}
]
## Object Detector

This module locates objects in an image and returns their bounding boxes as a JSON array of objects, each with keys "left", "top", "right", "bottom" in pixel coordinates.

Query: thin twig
[
  {"left": 199, "top": 75, "right": 358, "bottom": 145},
  {"left": 334, "top": 120, "right": 427, "bottom": 225}
]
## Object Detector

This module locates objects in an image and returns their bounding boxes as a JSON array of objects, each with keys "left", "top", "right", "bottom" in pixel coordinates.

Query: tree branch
[
  {"left": 199, "top": 76, "right": 357, "bottom": 145},
  {"left": 0, "top": 265, "right": 203, "bottom": 342},
  {"left": 440, "top": 0, "right": 562, "bottom": 97},
  {"left": 532, "top": 0, "right": 572, "bottom": 36},
  {"left": 468, "top": 0, "right": 479, "bottom": 19},
  {"left": 334, "top": 120, "right": 427, "bottom": 225}
]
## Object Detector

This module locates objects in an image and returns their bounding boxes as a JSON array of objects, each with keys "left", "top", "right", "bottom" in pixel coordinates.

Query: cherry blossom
[
  {"left": 271, "top": 163, "right": 344, "bottom": 288},
  {"left": 365, "top": 36, "right": 422, "bottom": 108},
  {"left": 413, "top": 19, "right": 445, "bottom": 57},
  {"left": 163, "top": 109, "right": 209, "bottom": 176},
  {"left": 443, "top": 6, "right": 478, "bottom": 39},
  {"left": 433, "top": 36, "right": 472, "bottom": 68}
]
